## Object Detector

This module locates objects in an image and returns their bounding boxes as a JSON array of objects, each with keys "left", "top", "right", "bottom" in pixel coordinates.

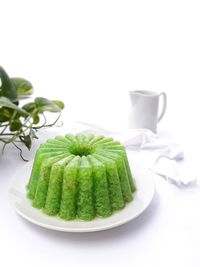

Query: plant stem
[
  {"left": 12, "top": 142, "right": 28, "bottom": 162},
  {"left": 33, "top": 113, "right": 61, "bottom": 129}
]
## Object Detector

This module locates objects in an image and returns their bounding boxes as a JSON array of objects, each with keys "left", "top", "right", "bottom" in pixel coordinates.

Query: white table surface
[
  {"left": 1, "top": 1, "right": 200, "bottom": 267},
  {"left": 1, "top": 114, "right": 200, "bottom": 267}
]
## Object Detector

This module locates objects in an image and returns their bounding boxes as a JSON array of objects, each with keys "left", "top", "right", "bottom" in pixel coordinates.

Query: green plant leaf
[
  {"left": 0, "top": 97, "right": 29, "bottom": 115},
  {"left": 0, "top": 107, "right": 12, "bottom": 122},
  {"left": 11, "top": 77, "right": 33, "bottom": 99},
  {"left": 22, "top": 102, "right": 40, "bottom": 124},
  {"left": 22, "top": 102, "right": 36, "bottom": 113},
  {"left": 0, "top": 66, "right": 17, "bottom": 102},
  {"left": 23, "top": 134, "right": 32, "bottom": 150},
  {"left": 9, "top": 120, "right": 22, "bottom": 131},
  {"left": 52, "top": 100, "right": 65, "bottom": 110},
  {"left": 35, "top": 97, "right": 61, "bottom": 113},
  {"left": 32, "top": 114, "right": 40, "bottom": 124}
]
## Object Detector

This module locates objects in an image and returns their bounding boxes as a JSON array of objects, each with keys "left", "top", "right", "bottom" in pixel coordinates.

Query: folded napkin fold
[{"left": 75, "top": 121, "right": 197, "bottom": 187}]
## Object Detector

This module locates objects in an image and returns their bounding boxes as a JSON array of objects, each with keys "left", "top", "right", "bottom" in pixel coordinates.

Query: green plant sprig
[{"left": 0, "top": 66, "right": 64, "bottom": 160}]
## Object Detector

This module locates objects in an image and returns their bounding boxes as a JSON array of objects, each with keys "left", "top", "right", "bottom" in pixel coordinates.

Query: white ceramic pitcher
[{"left": 129, "top": 90, "right": 167, "bottom": 133}]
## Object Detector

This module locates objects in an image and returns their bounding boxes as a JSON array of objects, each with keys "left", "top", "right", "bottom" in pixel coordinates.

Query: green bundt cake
[{"left": 27, "top": 133, "right": 136, "bottom": 221}]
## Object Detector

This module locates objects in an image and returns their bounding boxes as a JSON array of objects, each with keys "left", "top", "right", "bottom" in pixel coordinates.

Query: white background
[{"left": 0, "top": 1, "right": 200, "bottom": 267}]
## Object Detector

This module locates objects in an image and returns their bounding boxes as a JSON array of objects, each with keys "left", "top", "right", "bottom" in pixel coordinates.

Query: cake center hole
[{"left": 70, "top": 144, "right": 94, "bottom": 156}]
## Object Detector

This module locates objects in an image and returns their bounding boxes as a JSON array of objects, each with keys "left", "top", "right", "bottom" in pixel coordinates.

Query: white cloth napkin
[{"left": 74, "top": 121, "right": 197, "bottom": 187}]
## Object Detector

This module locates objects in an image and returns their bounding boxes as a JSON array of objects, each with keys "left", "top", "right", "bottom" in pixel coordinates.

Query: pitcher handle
[{"left": 158, "top": 92, "right": 167, "bottom": 122}]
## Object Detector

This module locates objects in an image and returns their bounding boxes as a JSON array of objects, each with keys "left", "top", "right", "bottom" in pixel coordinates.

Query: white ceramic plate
[{"left": 8, "top": 160, "right": 154, "bottom": 232}]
